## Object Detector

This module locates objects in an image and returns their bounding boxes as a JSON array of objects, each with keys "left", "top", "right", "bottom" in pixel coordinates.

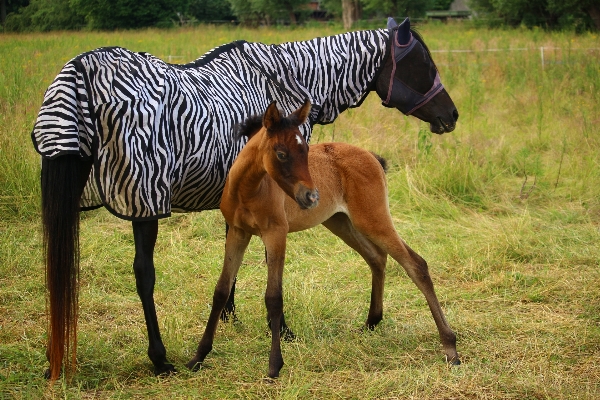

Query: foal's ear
[
  {"left": 290, "top": 99, "right": 311, "bottom": 126},
  {"left": 263, "top": 101, "right": 282, "bottom": 131}
]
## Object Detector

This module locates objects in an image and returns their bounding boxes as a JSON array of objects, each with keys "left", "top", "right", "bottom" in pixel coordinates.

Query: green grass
[{"left": 1, "top": 22, "right": 600, "bottom": 398}]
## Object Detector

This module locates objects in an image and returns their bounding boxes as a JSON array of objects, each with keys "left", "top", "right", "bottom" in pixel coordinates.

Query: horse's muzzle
[
  {"left": 296, "top": 186, "right": 319, "bottom": 209},
  {"left": 431, "top": 109, "right": 459, "bottom": 134}
]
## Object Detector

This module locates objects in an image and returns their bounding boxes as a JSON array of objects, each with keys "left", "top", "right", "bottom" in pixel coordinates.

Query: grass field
[{"left": 1, "top": 21, "right": 600, "bottom": 399}]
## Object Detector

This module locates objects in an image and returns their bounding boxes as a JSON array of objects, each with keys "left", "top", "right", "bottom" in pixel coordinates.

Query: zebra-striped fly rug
[{"left": 32, "top": 31, "right": 388, "bottom": 220}]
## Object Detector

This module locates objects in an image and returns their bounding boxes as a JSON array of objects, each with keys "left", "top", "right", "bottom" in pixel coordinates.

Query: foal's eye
[{"left": 276, "top": 151, "right": 288, "bottom": 161}]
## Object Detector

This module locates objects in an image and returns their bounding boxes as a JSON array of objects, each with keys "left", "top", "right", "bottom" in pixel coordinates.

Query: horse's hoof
[
  {"left": 186, "top": 359, "right": 202, "bottom": 372},
  {"left": 44, "top": 368, "right": 52, "bottom": 380},
  {"left": 154, "top": 363, "right": 176, "bottom": 377}
]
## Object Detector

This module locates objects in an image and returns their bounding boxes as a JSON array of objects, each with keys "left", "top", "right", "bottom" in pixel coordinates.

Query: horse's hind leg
[
  {"left": 322, "top": 212, "right": 387, "bottom": 329},
  {"left": 132, "top": 220, "right": 175, "bottom": 376}
]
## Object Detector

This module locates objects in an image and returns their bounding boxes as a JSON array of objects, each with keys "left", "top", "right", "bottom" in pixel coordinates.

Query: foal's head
[{"left": 259, "top": 100, "right": 319, "bottom": 210}]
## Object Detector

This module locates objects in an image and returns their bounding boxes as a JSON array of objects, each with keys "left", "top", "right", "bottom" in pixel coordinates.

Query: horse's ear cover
[
  {"left": 386, "top": 17, "right": 398, "bottom": 30},
  {"left": 396, "top": 17, "right": 411, "bottom": 45}
]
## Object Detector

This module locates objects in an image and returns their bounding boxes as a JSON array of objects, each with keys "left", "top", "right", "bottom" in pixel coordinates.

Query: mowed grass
[{"left": 1, "top": 22, "right": 600, "bottom": 398}]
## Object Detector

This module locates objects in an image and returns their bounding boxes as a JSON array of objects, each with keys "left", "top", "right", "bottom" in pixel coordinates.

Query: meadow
[{"left": 1, "top": 21, "right": 599, "bottom": 399}]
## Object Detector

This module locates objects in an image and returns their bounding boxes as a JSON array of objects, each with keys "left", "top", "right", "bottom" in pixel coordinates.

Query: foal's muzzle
[{"left": 296, "top": 185, "right": 319, "bottom": 210}]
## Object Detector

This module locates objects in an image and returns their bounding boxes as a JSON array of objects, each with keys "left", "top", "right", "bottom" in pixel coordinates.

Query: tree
[
  {"left": 354, "top": 0, "right": 434, "bottom": 21},
  {"left": 188, "top": 0, "right": 234, "bottom": 22},
  {"left": 227, "top": 0, "right": 309, "bottom": 26},
  {"left": 468, "top": 0, "right": 598, "bottom": 31},
  {"left": 72, "top": 0, "right": 189, "bottom": 30},
  {"left": 4, "top": 0, "right": 85, "bottom": 31},
  {"left": 1, "top": 0, "right": 29, "bottom": 27},
  {"left": 341, "top": 0, "right": 360, "bottom": 29}
]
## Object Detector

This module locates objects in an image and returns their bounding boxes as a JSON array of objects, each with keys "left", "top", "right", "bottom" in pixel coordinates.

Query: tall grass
[{"left": 1, "top": 22, "right": 599, "bottom": 398}]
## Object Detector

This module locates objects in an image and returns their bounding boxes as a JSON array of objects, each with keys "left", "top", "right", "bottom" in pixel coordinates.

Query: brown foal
[{"left": 186, "top": 100, "right": 460, "bottom": 378}]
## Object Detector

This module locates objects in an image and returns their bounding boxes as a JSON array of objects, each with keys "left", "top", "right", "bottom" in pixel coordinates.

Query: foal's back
[{"left": 284, "top": 142, "right": 389, "bottom": 233}]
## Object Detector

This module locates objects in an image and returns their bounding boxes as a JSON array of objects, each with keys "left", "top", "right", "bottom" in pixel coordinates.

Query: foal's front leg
[
  {"left": 132, "top": 220, "right": 175, "bottom": 376},
  {"left": 262, "top": 232, "right": 287, "bottom": 378},
  {"left": 186, "top": 227, "right": 251, "bottom": 371}
]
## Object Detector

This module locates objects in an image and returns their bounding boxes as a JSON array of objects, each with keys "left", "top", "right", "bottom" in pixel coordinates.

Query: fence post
[{"left": 540, "top": 47, "right": 545, "bottom": 70}]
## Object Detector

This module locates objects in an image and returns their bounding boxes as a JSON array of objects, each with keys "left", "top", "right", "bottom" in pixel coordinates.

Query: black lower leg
[
  {"left": 221, "top": 277, "right": 238, "bottom": 322},
  {"left": 220, "top": 223, "right": 238, "bottom": 322},
  {"left": 132, "top": 220, "right": 175, "bottom": 376}
]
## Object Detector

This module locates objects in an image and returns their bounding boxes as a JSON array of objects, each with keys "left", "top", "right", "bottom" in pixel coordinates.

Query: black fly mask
[{"left": 381, "top": 17, "right": 444, "bottom": 115}]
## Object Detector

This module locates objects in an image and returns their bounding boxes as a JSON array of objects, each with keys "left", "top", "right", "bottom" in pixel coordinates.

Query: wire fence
[
  {"left": 165, "top": 46, "right": 600, "bottom": 68},
  {"left": 430, "top": 46, "right": 600, "bottom": 69}
]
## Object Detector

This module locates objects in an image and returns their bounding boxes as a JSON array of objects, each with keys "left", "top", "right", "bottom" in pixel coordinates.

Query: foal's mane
[
  {"left": 235, "top": 108, "right": 305, "bottom": 141},
  {"left": 235, "top": 115, "right": 263, "bottom": 140}
]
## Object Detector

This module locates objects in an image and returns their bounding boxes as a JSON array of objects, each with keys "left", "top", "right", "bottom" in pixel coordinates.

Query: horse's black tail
[{"left": 41, "top": 155, "right": 85, "bottom": 381}]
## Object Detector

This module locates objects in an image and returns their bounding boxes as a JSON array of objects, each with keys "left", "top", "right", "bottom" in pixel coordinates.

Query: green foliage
[
  {"left": 320, "top": 0, "right": 342, "bottom": 18},
  {"left": 188, "top": 0, "right": 234, "bottom": 22},
  {"left": 469, "top": 0, "right": 598, "bottom": 31},
  {"left": 227, "top": 0, "right": 310, "bottom": 25},
  {"left": 361, "top": 0, "right": 435, "bottom": 18},
  {"left": 432, "top": 0, "right": 453, "bottom": 10},
  {"left": 4, "top": 0, "right": 192, "bottom": 31},
  {"left": 4, "top": 0, "right": 84, "bottom": 31},
  {"left": 73, "top": 0, "right": 189, "bottom": 30}
]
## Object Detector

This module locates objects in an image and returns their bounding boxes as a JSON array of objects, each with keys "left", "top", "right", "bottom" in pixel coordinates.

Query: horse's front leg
[
  {"left": 187, "top": 226, "right": 251, "bottom": 371},
  {"left": 132, "top": 220, "right": 175, "bottom": 376},
  {"left": 263, "top": 233, "right": 287, "bottom": 378}
]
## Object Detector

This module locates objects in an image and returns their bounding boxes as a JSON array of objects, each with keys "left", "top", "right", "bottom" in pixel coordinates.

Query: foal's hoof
[
  {"left": 154, "top": 363, "right": 176, "bottom": 377},
  {"left": 447, "top": 355, "right": 461, "bottom": 366}
]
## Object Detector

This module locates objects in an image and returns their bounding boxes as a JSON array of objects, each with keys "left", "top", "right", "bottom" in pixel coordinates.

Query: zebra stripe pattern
[{"left": 32, "top": 29, "right": 389, "bottom": 220}]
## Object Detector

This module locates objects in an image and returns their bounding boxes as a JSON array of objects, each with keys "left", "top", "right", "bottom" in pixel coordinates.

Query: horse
[
  {"left": 33, "top": 16, "right": 458, "bottom": 379},
  {"left": 185, "top": 100, "right": 460, "bottom": 378}
]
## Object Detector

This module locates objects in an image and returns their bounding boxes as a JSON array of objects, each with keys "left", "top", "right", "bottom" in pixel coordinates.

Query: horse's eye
[{"left": 276, "top": 151, "right": 288, "bottom": 161}]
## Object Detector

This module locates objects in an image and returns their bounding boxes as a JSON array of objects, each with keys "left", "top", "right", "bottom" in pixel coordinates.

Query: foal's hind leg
[
  {"left": 322, "top": 212, "right": 388, "bottom": 329},
  {"left": 350, "top": 212, "right": 460, "bottom": 364},
  {"left": 132, "top": 220, "right": 176, "bottom": 375},
  {"left": 221, "top": 223, "right": 238, "bottom": 323},
  {"left": 187, "top": 226, "right": 252, "bottom": 371}
]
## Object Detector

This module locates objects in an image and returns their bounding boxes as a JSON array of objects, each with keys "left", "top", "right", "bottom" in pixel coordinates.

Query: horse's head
[
  {"left": 262, "top": 100, "right": 319, "bottom": 210},
  {"left": 375, "top": 17, "right": 458, "bottom": 134}
]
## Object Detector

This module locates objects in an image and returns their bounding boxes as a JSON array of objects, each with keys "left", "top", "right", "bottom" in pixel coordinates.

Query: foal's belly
[{"left": 285, "top": 198, "right": 347, "bottom": 233}]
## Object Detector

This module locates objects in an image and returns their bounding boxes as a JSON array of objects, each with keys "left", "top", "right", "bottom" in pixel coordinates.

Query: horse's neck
[{"left": 277, "top": 29, "right": 390, "bottom": 124}]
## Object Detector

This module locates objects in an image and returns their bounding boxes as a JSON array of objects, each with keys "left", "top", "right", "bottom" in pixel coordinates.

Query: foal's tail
[
  {"left": 370, "top": 152, "right": 388, "bottom": 174},
  {"left": 41, "top": 155, "right": 84, "bottom": 381}
]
